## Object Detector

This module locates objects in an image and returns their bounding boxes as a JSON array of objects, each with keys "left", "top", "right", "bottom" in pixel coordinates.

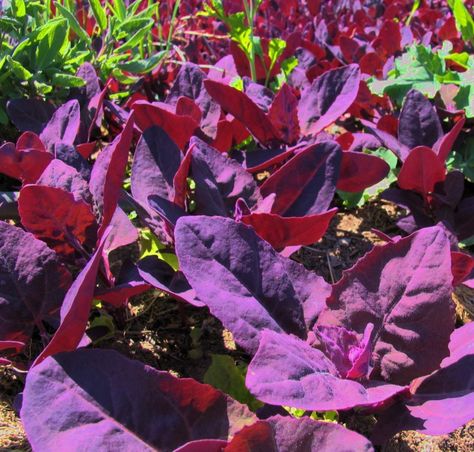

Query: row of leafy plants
[{"left": 1, "top": 0, "right": 474, "bottom": 450}]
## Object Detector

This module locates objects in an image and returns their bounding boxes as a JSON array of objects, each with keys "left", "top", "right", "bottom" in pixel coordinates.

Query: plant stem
[{"left": 243, "top": 0, "right": 257, "bottom": 81}]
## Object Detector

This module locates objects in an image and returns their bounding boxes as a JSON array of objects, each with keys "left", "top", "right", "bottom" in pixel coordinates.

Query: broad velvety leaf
[
  {"left": 260, "top": 141, "right": 341, "bottom": 216},
  {"left": 226, "top": 415, "right": 374, "bottom": 451},
  {"left": 318, "top": 226, "right": 455, "bottom": 384},
  {"left": 0, "top": 221, "right": 72, "bottom": 343},
  {"left": 37, "top": 159, "right": 91, "bottom": 203},
  {"left": 131, "top": 126, "right": 182, "bottom": 211},
  {"left": 434, "top": 117, "right": 466, "bottom": 163},
  {"left": 240, "top": 208, "right": 337, "bottom": 250},
  {"left": 398, "top": 89, "right": 443, "bottom": 150},
  {"left": 267, "top": 83, "right": 300, "bottom": 144},
  {"left": 175, "top": 216, "right": 325, "bottom": 353},
  {"left": 33, "top": 229, "right": 110, "bottom": 366},
  {"left": 132, "top": 101, "right": 198, "bottom": 150},
  {"left": 53, "top": 142, "right": 91, "bottom": 181},
  {"left": 361, "top": 119, "right": 410, "bottom": 161},
  {"left": 203, "top": 79, "right": 280, "bottom": 145},
  {"left": 0, "top": 142, "right": 53, "bottom": 184},
  {"left": 298, "top": 64, "right": 360, "bottom": 136},
  {"left": 191, "top": 137, "right": 261, "bottom": 216},
  {"left": 22, "top": 349, "right": 256, "bottom": 450},
  {"left": 39, "top": 100, "right": 81, "bottom": 151},
  {"left": 89, "top": 115, "right": 134, "bottom": 238},
  {"left": 18, "top": 185, "right": 97, "bottom": 256},
  {"left": 337, "top": 151, "right": 390, "bottom": 192},
  {"left": 7, "top": 99, "right": 55, "bottom": 134},
  {"left": 397, "top": 146, "right": 446, "bottom": 199},
  {"left": 246, "top": 330, "right": 407, "bottom": 411}
]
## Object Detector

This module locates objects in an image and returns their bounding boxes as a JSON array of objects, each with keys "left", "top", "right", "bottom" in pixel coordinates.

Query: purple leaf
[
  {"left": 53, "top": 142, "right": 91, "bottom": 181},
  {"left": 22, "top": 349, "right": 257, "bottom": 450},
  {"left": 267, "top": 83, "right": 300, "bottom": 144},
  {"left": 37, "top": 159, "right": 92, "bottom": 203},
  {"left": 398, "top": 89, "right": 443, "bottom": 150},
  {"left": 137, "top": 256, "right": 203, "bottom": 307},
  {"left": 7, "top": 99, "right": 55, "bottom": 134},
  {"left": 318, "top": 226, "right": 455, "bottom": 384},
  {"left": 89, "top": 114, "right": 134, "bottom": 239},
  {"left": 361, "top": 119, "right": 409, "bottom": 161},
  {"left": 32, "top": 229, "right": 109, "bottom": 366},
  {"left": 246, "top": 330, "right": 406, "bottom": 411},
  {"left": 175, "top": 216, "right": 321, "bottom": 353},
  {"left": 0, "top": 221, "right": 72, "bottom": 343},
  {"left": 39, "top": 100, "right": 81, "bottom": 151},
  {"left": 131, "top": 126, "right": 182, "bottom": 213},
  {"left": 190, "top": 137, "right": 262, "bottom": 216},
  {"left": 260, "top": 141, "right": 341, "bottom": 216},
  {"left": 226, "top": 415, "right": 374, "bottom": 451},
  {"left": 298, "top": 64, "right": 360, "bottom": 136}
]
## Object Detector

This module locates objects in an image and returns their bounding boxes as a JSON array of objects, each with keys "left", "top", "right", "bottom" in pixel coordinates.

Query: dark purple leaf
[
  {"left": 260, "top": 141, "right": 341, "bottom": 216},
  {"left": 7, "top": 99, "right": 55, "bottom": 134},
  {"left": 22, "top": 348, "right": 256, "bottom": 450},
  {"left": 318, "top": 226, "right": 455, "bottom": 384},
  {"left": 53, "top": 142, "right": 92, "bottom": 181},
  {"left": 298, "top": 64, "right": 360, "bottom": 136},
  {"left": 267, "top": 83, "right": 300, "bottom": 144},
  {"left": 131, "top": 126, "right": 182, "bottom": 213},
  {"left": 190, "top": 137, "right": 262, "bottom": 216},
  {"left": 398, "top": 89, "right": 443, "bottom": 150},
  {"left": 0, "top": 221, "right": 72, "bottom": 343},
  {"left": 454, "top": 196, "right": 474, "bottom": 241},
  {"left": 243, "top": 77, "right": 274, "bottom": 112},
  {"left": 246, "top": 330, "right": 406, "bottom": 411},
  {"left": 175, "top": 216, "right": 329, "bottom": 353},
  {"left": 89, "top": 114, "right": 134, "bottom": 238},
  {"left": 361, "top": 119, "right": 409, "bottom": 161}
]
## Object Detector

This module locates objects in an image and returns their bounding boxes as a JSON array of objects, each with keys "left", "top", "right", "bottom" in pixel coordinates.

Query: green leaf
[
  {"left": 448, "top": 0, "right": 474, "bottom": 43},
  {"left": 34, "top": 18, "right": 69, "bottom": 70},
  {"left": 55, "top": 2, "right": 91, "bottom": 45},
  {"left": 117, "top": 52, "right": 166, "bottom": 74},
  {"left": 11, "top": 0, "right": 26, "bottom": 18},
  {"left": 90, "top": 0, "right": 107, "bottom": 32},
  {"left": 7, "top": 56, "right": 32, "bottom": 80},
  {"left": 204, "top": 355, "right": 263, "bottom": 412},
  {"left": 51, "top": 72, "right": 86, "bottom": 88},
  {"left": 111, "top": 0, "right": 126, "bottom": 21},
  {"left": 114, "top": 26, "right": 152, "bottom": 53},
  {"left": 268, "top": 37, "right": 286, "bottom": 67},
  {"left": 139, "top": 229, "right": 179, "bottom": 270}
]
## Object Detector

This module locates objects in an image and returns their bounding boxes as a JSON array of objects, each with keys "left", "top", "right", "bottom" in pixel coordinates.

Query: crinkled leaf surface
[
  {"left": 260, "top": 141, "right": 341, "bottom": 216},
  {"left": 175, "top": 216, "right": 317, "bottom": 353},
  {"left": 18, "top": 185, "right": 97, "bottom": 256},
  {"left": 0, "top": 221, "right": 72, "bottom": 343},
  {"left": 226, "top": 415, "right": 374, "bottom": 452},
  {"left": 246, "top": 330, "right": 406, "bottom": 411},
  {"left": 318, "top": 226, "right": 455, "bottom": 384},
  {"left": 398, "top": 89, "right": 443, "bottom": 150},
  {"left": 298, "top": 64, "right": 361, "bottom": 136},
  {"left": 22, "top": 348, "right": 256, "bottom": 451}
]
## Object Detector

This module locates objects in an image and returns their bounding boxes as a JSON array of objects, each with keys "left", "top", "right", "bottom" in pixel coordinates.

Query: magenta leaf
[
  {"left": 260, "top": 141, "right": 341, "bottom": 216},
  {"left": 89, "top": 114, "right": 134, "bottom": 238},
  {"left": 267, "top": 83, "right": 300, "bottom": 144},
  {"left": 175, "top": 216, "right": 328, "bottom": 353},
  {"left": 226, "top": 416, "right": 374, "bottom": 451},
  {"left": 246, "top": 330, "right": 406, "bottom": 411},
  {"left": 0, "top": 221, "right": 72, "bottom": 343},
  {"left": 337, "top": 151, "right": 390, "bottom": 193},
  {"left": 433, "top": 117, "right": 465, "bottom": 163},
  {"left": 318, "top": 226, "right": 455, "bottom": 384},
  {"left": 203, "top": 79, "right": 280, "bottom": 145},
  {"left": 240, "top": 208, "right": 337, "bottom": 251},
  {"left": 298, "top": 64, "right": 360, "bottom": 136},
  {"left": 190, "top": 137, "right": 261, "bottom": 216},
  {"left": 53, "top": 142, "right": 91, "bottom": 181},
  {"left": 398, "top": 89, "right": 443, "bottom": 150},
  {"left": 18, "top": 185, "right": 98, "bottom": 257},
  {"left": 22, "top": 349, "right": 256, "bottom": 450},
  {"left": 39, "top": 100, "right": 81, "bottom": 151},
  {"left": 33, "top": 229, "right": 110, "bottom": 366}
]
